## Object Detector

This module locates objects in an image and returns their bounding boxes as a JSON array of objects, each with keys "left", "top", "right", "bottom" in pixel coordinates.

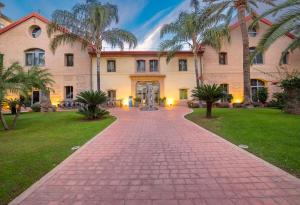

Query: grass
[
  {"left": 0, "top": 111, "right": 115, "bottom": 205},
  {"left": 186, "top": 108, "right": 300, "bottom": 178}
]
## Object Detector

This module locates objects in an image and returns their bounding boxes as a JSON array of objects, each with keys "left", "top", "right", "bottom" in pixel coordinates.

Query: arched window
[
  {"left": 251, "top": 79, "right": 265, "bottom": 102},
  {"left": 248, "top": 27, "right": 257, "bottom": 37},
  {"left": 25, "top": 48, "right": 45, "bottom": 66},
  {"left": 249, "top": 47, "right": 263, "bottom": 64}
]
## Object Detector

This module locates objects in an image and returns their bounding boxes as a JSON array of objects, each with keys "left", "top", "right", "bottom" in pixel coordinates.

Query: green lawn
[
  {"left": 0, "top": 111, "right": 115, "bottom": 205},
  {"left": 186, "top": 108, "right": 300, "bottom": 178}
]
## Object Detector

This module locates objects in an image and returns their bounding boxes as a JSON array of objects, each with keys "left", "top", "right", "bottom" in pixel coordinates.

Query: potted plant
[{"left": 133, "top": 97, "right": 142, "bottom": 107}]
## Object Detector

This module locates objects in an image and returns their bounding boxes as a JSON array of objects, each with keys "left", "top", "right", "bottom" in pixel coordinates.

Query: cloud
[{"left": 136, "top": 0, "right": 190, "bottom": 50}]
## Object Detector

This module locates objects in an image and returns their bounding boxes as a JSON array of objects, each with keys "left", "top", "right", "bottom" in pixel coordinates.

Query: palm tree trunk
[
  {"left": 0, "top": 104, "right": 9, "bottom": 130},
  {"left": 237, "top": 6, "right": 251, "bottom": 104},
  {"left": 12, "top": 104, "right": 21, "bottom": 129},
  {"left": 206, "top": 102, "right": 212, "bottom": 118},
  {"left": 193, "top": 52, "right": 200, "bottom": 88},
  {"left": 96, "top": 52, "right": 101, "bottom": 91},
  {"left": 199, "top": 54, "right": 203, "bottom": 86}
]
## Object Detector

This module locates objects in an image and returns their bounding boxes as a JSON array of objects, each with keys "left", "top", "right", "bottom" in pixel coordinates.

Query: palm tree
[
  {"left": 11, "top": 67, "right": 53, "bottom": 128},
  {"left": 0, "top": 63, "right": 22, "bottom": 130},
  {"left": 47, "top": 0, "right": 137, "bottom": 91},
  {"left": 192, "top": 84, "right": 224, "bottom": 118},
  {"left": 160, "top": 2, "right": 230, "bottom": 87},
  {"left": 76, "top": 90, "right": 109, "bottom": 120},
  {"left": 207, "top": 0, "right": 275, "bottom": 104},
  {"left": 251, "top": 0, "right": 300, "bottom": 64},
  {"left": 0, "top": 63, "right": 53, "bottom": 130}
]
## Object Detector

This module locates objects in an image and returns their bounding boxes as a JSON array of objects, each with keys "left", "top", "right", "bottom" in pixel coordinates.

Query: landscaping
[
  {"left": 186, "top": 108, "right": 300, "bottom": 177},
  {"left": 0, "top": 111, "right": 115, "bottom": 205}
]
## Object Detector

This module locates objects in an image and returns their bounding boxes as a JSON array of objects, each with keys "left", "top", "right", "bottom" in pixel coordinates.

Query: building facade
[{"left": 0, "top": 13, "right": 299, "bottom": 106}]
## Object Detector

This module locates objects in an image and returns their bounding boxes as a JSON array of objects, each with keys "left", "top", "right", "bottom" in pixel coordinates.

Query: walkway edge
[
  {"left": 183, "top": 108, "right": 300, "bottom": 183},
  {"left": 9, "top": 116, "right": 119, "bottom": 205}
]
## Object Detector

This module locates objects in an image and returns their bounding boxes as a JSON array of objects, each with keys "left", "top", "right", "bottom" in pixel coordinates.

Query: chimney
[{"left": 0, "top": 2, "right": 4, "bottom": 15}]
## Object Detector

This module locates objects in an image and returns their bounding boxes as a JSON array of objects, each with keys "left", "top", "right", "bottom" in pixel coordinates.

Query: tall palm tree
[
  {"left": 251, "top": 0, "right": 300, "bottom": 64},
  {"left": 160, "top": 2, "right": 230, "bottom": 87},
  {"left": 207, "top": 0, "right": 275, "bottom": 104},
  {"left": 47, "top": 0, "right": 137, "bottom": 91}
]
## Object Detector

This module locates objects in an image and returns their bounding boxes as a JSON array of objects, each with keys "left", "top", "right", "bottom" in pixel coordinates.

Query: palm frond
[{"left": 103, "top": 28, "right": 137, "bottom": 49}]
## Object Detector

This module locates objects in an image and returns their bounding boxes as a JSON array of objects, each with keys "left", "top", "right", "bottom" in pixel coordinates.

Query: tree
[
  {"left": 251, "top": 0, "right": 300, "bottom": 64},
  {"left": 207, "top": 0, "right": 275, "bottom": 104},
  {"left": 47, "top": 0, "right": 137, "bottom": 91},
  {"left": 76, "top": 90, "right": 109, "bottom": 119},
  {"left": 192, "top": 84, "right": 224, "bottom": 118},
  {"left": 0, "top": 63, "right": 53, "bottom": 130},
  {"left": 160, "top": 1, "right": 230, "bottom": 87}
]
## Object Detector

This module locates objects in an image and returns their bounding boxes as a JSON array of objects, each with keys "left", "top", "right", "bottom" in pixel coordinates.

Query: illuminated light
[
  {"left": 50, "top": 96, "right": 61, "bottom": 106},
  {"left": 122, "top": 98, "right": 129, "bottom": 106},
  {"left": 234, "top": 98, "right": 242, "bottom": 103},
  {"left": 166, "top": 98, "right": 174, "bottom": 106}
]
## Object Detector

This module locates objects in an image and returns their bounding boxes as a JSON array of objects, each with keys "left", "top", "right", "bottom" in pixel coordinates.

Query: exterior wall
[
  {"left": 91, "top": 54, "right": 197, "bottom": 104},
  {"left": 203, "top": 20, "right": 300, "bottom": 102},
  {"left": 0, "top": 16, "right": 92, "bottom": 105}
]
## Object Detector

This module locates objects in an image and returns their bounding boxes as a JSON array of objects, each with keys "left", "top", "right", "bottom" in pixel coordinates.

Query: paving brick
[{"left": 9, "top": 107, "right": 300, "bottom": 205}]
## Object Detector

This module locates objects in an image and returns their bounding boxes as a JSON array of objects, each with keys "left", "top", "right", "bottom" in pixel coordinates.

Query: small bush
[
  {"left": 233, "top": 103, "right": 243, "bottom": 108},
  {"left": 266, "top": 92, "right": 286, "bottom": 109},
  {"left": 187, "top": 100, "right": 200, "bottom": 108},
  {"left": 216, "top": 102, "right": 230, "bottom": 108},
  {"left": 258, "top": 87, "right": 268, "bottom": 104},
  {"left": 31, "top": 102, "right": 41, "bottom": 112}
]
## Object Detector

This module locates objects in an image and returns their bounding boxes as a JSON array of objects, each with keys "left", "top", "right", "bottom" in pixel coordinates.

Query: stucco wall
[
  {"left": 203, "top": 20, "right": 300, "bottom": 102},
  {"left": 91, "top": 55, "right": 198, "bottom": 103},
  {"left": 0, "top": 16, "right": 92, "bottom": 105}
]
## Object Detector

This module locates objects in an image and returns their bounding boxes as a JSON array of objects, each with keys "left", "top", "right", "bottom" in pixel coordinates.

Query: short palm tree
[
  {"left": 192, "top": 84, "right": 224, "bottom": 118},
  {"left": 160, "top": 1, "right": 230, "bottom": 87},
  {"left": 251, "top": 0, "right": 300, "bottom": 64},
  {"left": 0, "top": 63, "right": 53, "bottom": 130},
  {"left": 47, "top": 0, "right": 137, "bottom": 91},
  {"left": 207, "top": 0, "right": 275, "bottom": 104},
  {"left": 76, "top": 90, "right": 109, "bottom": 120}
]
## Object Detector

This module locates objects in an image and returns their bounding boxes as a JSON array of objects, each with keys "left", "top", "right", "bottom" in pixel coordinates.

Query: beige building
[{"left": 0, "top": 13, "right": 299, "bottom": 106}]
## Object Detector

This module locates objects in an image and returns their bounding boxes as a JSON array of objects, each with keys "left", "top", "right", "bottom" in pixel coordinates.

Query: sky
[{"left": 0, "top": 0, "right": 276, "bottom": 50}]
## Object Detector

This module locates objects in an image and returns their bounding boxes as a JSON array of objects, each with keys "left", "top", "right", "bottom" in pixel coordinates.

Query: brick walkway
[{"left": 10, "top": 107, "right": 300, "bottom": 205}]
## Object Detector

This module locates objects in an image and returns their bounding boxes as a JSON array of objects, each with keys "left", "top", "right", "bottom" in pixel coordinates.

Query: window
[
  {"left": 249, "top": 47, "right": 263, "bottom": 64},
  {"left": 107, "top": 90, "right": 116, "bottom": 101},
  {"left": 0, "top": 54, "right": 3, "bottom": 67},
  {"left": 219, "top": 52, "right": 227, "bottom": 65},
  {"left": 30, "top": 26, "right": 42, "bottom": 38},
  {"left": 248, "top": 27, "right": 257, "bottom": 37},
  {"left": 137, "top": 60, "right": 146, "bottom": 72},
  {"left": 150, "top": 60, "right": 158, "bottom": 72},
  {"left": 220, "top": 84, "right": 229, "bottom": 94},
  {"left": 0, "top": 23, "right": 4, "bottom": 29},
  {"left": 179, "top": 89, "right": 188, "bottom": 100},
  {"left": 251, "top": 79, "right": 265, "bottom": 102},
  {"left": 220, "top": 83, "right": 229, "bottom": 102},
  {"left": 65, "top": 86, "right": 73, "bottom": 100},
  {"left": 179, "top": 59, "right": 187, "bottom": 71},
  {"left": 107, "top": 60, "right": 116, "bottom": 72},
  {"left": 25, "top": 49, "right": 45, "bottom": 66},
  {"left": 282, "top": 52, "right": 289, "bottom": 65},
  {"left": 65, "top": 54, "right": 74, "bottom": 67}
]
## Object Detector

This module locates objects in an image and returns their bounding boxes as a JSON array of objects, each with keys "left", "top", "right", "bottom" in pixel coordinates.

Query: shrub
[
  {"left": 31, "top": 102, "right": 41, "bottom": 112},
  {"left": 233, "top": 103, "right": 243, "bottom": 108},
  {"left": 280, "top": 76, "right": 300, "bottom": 114},
  {"left": 216, "top": 102, "right": 230, "bottom": 108},
  {"left": 192, "top": 84, "right": 224, "bottom": 118},
  {"left": 222, "top": 93, "right": 233, "bottom": 103},
  {"left": 258, "top": 87, "right": 268, "bottom": 104},
  {"left": 187, "top": 100, "right": 200, "bottom": 108},
  {"left": 76, "top": 90, "right": 109, "bottom": 120},
  {"left": 266, "top": 92, "right": 286, "bottom": 109}
]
